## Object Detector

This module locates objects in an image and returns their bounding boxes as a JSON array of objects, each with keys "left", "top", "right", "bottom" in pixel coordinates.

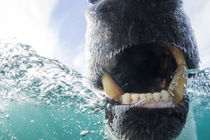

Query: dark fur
[
  {"left": 86, "top": 0, "right": 199, "bottom": 139},
  {"left": 105, "top": 96, "right": 189, "bottom": 140}
]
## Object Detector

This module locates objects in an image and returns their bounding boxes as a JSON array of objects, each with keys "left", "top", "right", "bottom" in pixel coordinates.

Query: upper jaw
[{"left": 101, "top": 46, "right": 188, "bottom": 108}]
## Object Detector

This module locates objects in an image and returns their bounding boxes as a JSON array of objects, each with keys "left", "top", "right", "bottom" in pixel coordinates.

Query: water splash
[
  {"left": 168, "top": 67, "right": 210, "bottom": 110},
  {"left": 0, "top": 41, "right": 106, "bottom": 139},
  {"left": 186, "top": 68, "right": 210, "bottom": 98},
  {"left": 178, "top": 68, "right": 210, "bottom": 115},
  {"left": 179, "top": 68, "right": 210, "bottom": 140}
]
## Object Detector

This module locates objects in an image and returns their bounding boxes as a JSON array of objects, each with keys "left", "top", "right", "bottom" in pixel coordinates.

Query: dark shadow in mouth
[{"left": 109, "top": 44, "right": 177, "bottom": 94}]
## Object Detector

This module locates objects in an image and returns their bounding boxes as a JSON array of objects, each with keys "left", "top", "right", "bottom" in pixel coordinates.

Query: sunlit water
[{"left": 0, "top": 41, "right": 209, "bottom": 140}]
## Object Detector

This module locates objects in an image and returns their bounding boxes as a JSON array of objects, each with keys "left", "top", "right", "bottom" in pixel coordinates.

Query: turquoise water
[
  {"left": 186, "top": 69, "right": 210, "bottom": 140},
  {"left": 0, "top": 41, "right": 209, "bottom": 140}
]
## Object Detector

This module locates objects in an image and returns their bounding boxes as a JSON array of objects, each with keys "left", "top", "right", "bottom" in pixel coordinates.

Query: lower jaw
[{"left": 105, "top": 95, "right": 189, "bottom": 140}]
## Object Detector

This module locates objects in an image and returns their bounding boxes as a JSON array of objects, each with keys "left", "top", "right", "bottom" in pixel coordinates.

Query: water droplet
[
  {"left": 46, "top": 100, "right": 50, "bottom": 104},
  {"left": 5, "top": 114, "right": 9, "bottom": 119},
  {"left": 80, "top": 130, "right": 90, "bottom": 137}
]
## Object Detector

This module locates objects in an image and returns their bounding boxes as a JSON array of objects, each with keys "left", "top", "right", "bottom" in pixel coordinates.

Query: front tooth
[
  {"left": 139, "top": 94, "right": 146, "bottom": 102},
  {"left": 122, "top": 93, "right": 131, "bottom": 104},
  {"left": 153, "top": 92, "right": 160, "bottom": 102},
  {"left": 145, "top": 93, "right": 153, "bottom": 102},
  {"left": 160, "top": 90, "right": 169, "bottom": 103},
  {"left": 102, "top": 72, "right": 123, "bottom": 101},
  {"left": 131, "top": 94, "right": 139, "bottom": 103}
]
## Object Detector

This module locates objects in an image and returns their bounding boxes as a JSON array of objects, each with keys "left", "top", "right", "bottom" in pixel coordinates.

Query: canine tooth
[
  {"left": 169, "top": 65, "right": 187, "bottom": 105},
  {"left": 102, "top": 72, "right": 123, "bottom": 101},
  {"left": 169, "top": 46, "right": 187, "bottom": 105},
  {"left": 122, "top": 93, "right": 131, "bottom": 104},
  {"left": 145, "top": 93, "right": 153, "bottom": 102},
  {"left": 169, "top": 46, "right": 186, "bottom": 66},
  {"left": 139, "top": 94, "right": 146, "bottom": 102},
  {"left": 131, "top": 94, "right": 139, "bottom": 103},
  {"left": 160, "top": 90, "right": 169, "bottom": 103},
  {"left": 153, "top": 92, "right": 160, "bottom": 102}
]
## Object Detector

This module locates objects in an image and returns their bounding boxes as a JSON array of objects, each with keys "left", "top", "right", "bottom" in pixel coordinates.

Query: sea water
[{"left": 0, "top": 41, "right": 209, "bottom": 140}]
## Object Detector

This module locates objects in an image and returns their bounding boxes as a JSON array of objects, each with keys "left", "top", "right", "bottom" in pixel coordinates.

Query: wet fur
[{"left": 86, "top": 0, "right": 199, "bottom": 139}]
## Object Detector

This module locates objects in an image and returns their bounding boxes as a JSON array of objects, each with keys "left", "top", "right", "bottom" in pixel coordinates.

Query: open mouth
[{"left": 101, "top": 45, "right": 187, "bottom": 108}]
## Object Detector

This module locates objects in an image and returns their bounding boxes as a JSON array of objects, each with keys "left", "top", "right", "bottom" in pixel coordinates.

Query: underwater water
[{"left": 0, "top": 41, "right": 209, "bottom": 140}]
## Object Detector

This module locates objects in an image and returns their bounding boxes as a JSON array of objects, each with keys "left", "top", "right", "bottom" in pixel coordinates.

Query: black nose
[{"left": 88, "top": 0, "right": 99, "bottom": 4}]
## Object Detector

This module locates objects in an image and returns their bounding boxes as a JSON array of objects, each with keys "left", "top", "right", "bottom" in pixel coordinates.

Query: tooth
[
  {"left": 160, "top": 90, "right": 169, "bottom": 103},
  {"left": 161, "top": 79, "right": 166, "bottom": 89},
  {"left": 145, "top": 93, "right": 153, "bottom": 102},
  {"left": 139, "top": 94, "right": 146, "bottom": 102},
  {"left": 102, "top": 72, "right": 123, "bottom": 101},
  {"left": 153, "top": 92, "right": 160, "bottom": 102},
  {"left": 169, "top": 46, "right": 187, "bottom": 105},
  {"left": 131, "top": 94, "right": 139, "bottom": 103},
  {"left": 122, "top": 93, "right": 131, "bottom": 104},
  {"left": 169, "top": 46, "right": 186, "bottom": 66},
  {"left": 169, "top": 65, "right": 187, "bottom": 105}
]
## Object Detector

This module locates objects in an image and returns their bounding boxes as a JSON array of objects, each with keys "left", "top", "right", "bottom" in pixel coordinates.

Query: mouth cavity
[{"left": 101, "top": 46, "right": 187, "bottom": 108}]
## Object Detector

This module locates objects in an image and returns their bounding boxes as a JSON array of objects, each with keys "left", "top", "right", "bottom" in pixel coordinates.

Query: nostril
[{"left": 88, "top": 0, "right": 98, "bottom": 4}]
